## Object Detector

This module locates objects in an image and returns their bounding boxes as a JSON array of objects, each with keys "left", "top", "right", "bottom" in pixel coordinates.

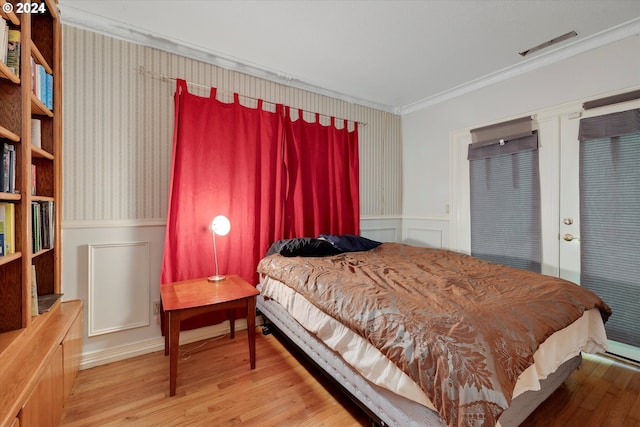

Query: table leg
[
  {"left": 169, "top": 311, "right": 180, "bottom": 396},
  {"left": 247, "top": 297, "right": 256, "bottom": 369},
  {"left": 164, "top": 309, "right": 169, "bottom": 356},
  {"left": 229, "top": 309, "right": 236, "bottom": 339}
]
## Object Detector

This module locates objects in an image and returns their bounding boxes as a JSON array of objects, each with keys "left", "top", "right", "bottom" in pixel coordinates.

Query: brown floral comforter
[{"left": 257, "top": 243, "right": 611, "bottom": 427}]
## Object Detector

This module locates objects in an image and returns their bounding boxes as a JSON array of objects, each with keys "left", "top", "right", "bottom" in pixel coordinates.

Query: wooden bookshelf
[
  {"left": 0, "top": 0, "right": 61, "bottom": 331},
  {"left": 0, "top": 1, "right": 81, "bottom": 425}
]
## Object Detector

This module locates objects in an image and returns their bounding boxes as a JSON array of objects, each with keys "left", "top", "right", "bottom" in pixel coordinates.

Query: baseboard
[{"left": 80, "top": 319, "right": 253, "bottom": 370}]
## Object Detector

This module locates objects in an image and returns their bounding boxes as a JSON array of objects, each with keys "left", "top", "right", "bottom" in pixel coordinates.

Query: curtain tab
[
  {"left": 257, "top": 99, "right": 263, "bottom": 110},
  {"left": 234, "top": 93, "right": 240, "bottom": 104},
  {"left": 176, "top": 79, "right": 188, "bottom": 94},
  {"left": 209, "top": 87, "right": 217, "bottom": 99}
]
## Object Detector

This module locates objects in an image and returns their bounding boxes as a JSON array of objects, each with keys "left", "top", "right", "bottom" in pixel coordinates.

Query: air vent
[{"left": 519, "top": 31, "right": 578, "bottom": 57}]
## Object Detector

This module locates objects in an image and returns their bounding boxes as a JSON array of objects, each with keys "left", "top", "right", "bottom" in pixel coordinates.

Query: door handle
[{"left": 563, "top": 233, "right": 580, "bottom": 242}]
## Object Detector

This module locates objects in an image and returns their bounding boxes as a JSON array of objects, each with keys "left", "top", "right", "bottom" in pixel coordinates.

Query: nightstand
[{"left": 160, "top": 275, "right": 260, "bottom": 396}]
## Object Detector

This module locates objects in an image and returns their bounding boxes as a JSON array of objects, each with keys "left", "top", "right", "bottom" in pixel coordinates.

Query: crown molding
[
  {"left": 60, "top": 5, "right": 639, "bottom": 116},
  {"left": 59, "top": 5, "right": 398, "bottom": 114},
  {"left": 400, "top": 18, "right": 640, "bottom": 115}
]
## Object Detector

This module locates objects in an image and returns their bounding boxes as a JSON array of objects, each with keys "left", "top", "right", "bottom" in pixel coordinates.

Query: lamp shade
[{"left": 211, "top": 215, "right": 231, "bottom": 236}]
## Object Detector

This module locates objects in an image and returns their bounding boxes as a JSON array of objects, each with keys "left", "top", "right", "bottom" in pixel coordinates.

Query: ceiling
[{"left": 58, "top": 1, "right": 640, "bottom": 114}]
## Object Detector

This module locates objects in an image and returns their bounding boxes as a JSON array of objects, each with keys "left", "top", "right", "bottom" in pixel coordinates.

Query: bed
[{"left": 256, "top": 239, "right": 611, "bottom": 427}]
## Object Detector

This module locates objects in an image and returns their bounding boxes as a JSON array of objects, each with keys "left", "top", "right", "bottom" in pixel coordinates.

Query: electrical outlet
[{"left": 153, "top": 300, "right": 160, "bottom": 317}]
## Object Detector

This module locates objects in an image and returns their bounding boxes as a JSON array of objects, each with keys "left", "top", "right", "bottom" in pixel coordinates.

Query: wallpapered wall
[{"left": 62, "top": 25, "right": 403, "bottom": 223}]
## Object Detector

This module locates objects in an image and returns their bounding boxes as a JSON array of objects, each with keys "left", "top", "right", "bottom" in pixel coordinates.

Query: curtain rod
[{"left": 135, "top": 66, "right": 367, "bottom": 127}]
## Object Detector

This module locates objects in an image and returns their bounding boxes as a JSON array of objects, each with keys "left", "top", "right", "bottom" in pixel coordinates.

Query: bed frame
[{"left": 257, "top": 292, "right": 582, "bottom": 427}]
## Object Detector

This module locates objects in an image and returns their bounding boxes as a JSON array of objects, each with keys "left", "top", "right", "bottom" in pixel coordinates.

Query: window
[
  {"left": 468, "top": 117, "right": 542, "bottom": 272},
  {"left": 578, "top": 108, "right": 640, "bottom": 348}
]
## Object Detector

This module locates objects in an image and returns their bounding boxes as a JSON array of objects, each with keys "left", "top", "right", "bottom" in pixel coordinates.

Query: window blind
[
  {"left": 470, "top": 116, "right": 533, "bottom": 149},
  {"left": 468, "top": 118, "right": 542, "bottom": 273},
  {"left": 579, "top": 108, "right": 640, "bottom": 348}
]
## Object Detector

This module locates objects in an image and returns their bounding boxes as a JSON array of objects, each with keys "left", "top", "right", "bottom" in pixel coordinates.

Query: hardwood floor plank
[{"left": 62, "top": 330, "right": 640, "bottom": 427}]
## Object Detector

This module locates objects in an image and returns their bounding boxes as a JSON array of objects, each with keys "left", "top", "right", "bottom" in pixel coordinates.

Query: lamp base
[{"left": 208, "top": 275, "right": 226, "bottom": 282}]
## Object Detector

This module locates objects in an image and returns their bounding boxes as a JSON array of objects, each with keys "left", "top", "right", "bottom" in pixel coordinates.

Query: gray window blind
[
  {"left": 579, "top": 108, "right": 640, "bottom": 348},
  {"left": 468, "top": 118, "right": 542, "bottom": 273}
]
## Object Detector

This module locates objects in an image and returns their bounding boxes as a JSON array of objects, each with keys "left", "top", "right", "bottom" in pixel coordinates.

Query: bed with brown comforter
[{"left": 257, "top": 242, "right": 611, "bottom": 426}]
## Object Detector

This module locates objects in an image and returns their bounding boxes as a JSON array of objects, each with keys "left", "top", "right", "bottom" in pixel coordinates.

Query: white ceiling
[{"left": 59, "top": 0, "right": 640, "bottom": 114}]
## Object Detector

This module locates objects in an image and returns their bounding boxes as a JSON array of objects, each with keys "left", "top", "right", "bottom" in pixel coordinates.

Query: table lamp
[{"left": 208, "top": 215, "right": 231, "bottom": 282}]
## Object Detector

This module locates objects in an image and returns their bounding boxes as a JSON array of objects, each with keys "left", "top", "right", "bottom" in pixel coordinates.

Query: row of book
[
  {"left": 2, "top": 142, "right": 17, "bottom": 193},
  {"left": 32, "top": 58, "right": 53, "bottom": 110},
  {"left": 0, "top": 19, "right": 20, "bottom": 75},
  {"left": 0, "top": 201, "right": 54, "bottom": 256},
  {"left": 0, "top": 201, "right": 16, "bottom": 256},
  {"left": 33, "top": 200, "right": 54, "bottom": 253}
]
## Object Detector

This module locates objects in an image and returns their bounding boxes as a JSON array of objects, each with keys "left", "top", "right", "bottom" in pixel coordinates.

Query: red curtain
[
  {"left": 161, "top": 81, "right": 360, "bottom": 331},
  {"left": 283, "top": 109, "right": 360, "bottom": 237},
  {"left": 161, "top": 80, "right": 286, "bottom": 329}
]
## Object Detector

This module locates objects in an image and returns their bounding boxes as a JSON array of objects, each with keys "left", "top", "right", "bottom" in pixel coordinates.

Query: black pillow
[
  {"left": 266, "top": 238, "right": 342, "bottom": 257},
  {"left": 318, "top": 234, "right": 382, "bottom": 252},
  {"left": 265, "top": 239, "right": 289, "bottom": 257}
]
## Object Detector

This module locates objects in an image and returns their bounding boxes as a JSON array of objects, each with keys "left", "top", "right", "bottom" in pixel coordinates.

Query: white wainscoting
[
  {"left": 63, "top": 222, "right": 167, "bottom": 369},
  {"left": 402, "top": 216, "right": 450, "bottom": 249},
  {"left": 88, "top": 242, "right": 150, "bottom": 337},
  {"left": 360, "top": 216, "right": 402, "bottom": 242},
  {"left": 64, "top": 216, "right": 409, "bottom": 370}
]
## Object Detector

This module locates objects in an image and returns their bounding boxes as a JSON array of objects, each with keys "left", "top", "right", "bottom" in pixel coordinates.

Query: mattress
[{"left": 257, "top": 276, "right": 608, "bottom": 426}]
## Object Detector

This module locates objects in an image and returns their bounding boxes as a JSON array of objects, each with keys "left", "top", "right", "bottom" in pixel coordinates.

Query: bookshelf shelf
[
  {"left": 0, "top": 251, "right": 21, "bottom": 266},
  {"left": 0, "top": 61, "right": 20, "bottom": 83},
  {"left": 30, "top": 93, "right": 53, "bottom": 117},
  {"left": 32, "top": 247, "right": 53, "bottom": 258},
  {"left": 0, "top": 124, "right": 20, "bottom": 141},
  {"left": 31, "top": 145, "right": 53, "bottom": 160},
  {"left": 0, "top": 1, "right": 19, "bottom": 25},
  {"left": 0, "top": 192, "right": 20, "bottom": 201},
  {"left": 31, "top": 195, "right": 54, "bottom": 202}
]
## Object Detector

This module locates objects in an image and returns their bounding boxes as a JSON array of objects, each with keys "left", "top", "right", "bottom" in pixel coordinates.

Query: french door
[
  {"left": 451, "top": 96, "right": 640, "bottom": 363},
  {"left": 559, "top": 99, "right": 640, "bottom": 362}
]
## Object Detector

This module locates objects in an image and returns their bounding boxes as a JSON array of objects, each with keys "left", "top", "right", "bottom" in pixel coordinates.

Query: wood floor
[{"left": 61, "top": 329, "right": 640, "bottom": 426}]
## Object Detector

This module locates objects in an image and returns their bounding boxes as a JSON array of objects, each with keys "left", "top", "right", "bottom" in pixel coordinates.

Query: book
[
  {"left": 0, "top": 18, "right": 7, "bottom": 65},
  {"left": 32, "top": 202, "right": 41, "bottom": 252},
  {"left": 0, "top": 203, "right": 5, "bottom": 256},
  {"left": 34, "top": 63, "right": 43, "bottom": 100},
  {"left": 46, "top": 72, "right": 53, "bottom": 109},
  {"left": 7, "top": 144, "right": 15, "bottom": 193},
  {"left": 6, "top": 29, "right": 19, "bottom": 76},
  {"left": 31, "top": 164, "right": 36, "bottom": 195},
  {"left": 30, "top": 56, "right": 35, "bottom": 93},
  {"left": 31, "top": 119, "right": 42, "bottom": 148},
  {"left": 40, "top": 201, "right": 49, "bottom": 249},
  {"left": 2, "top": 143, "right": 16, "bottom": 193},
  {"left": 31, "top": 265, "right": 39, "bottom": 316},
  {"left": 0, "top": 144, "right": 5, "bottom": 192},
  {"left": 1, "top": 202, "right": 15, "bottom": 254}
]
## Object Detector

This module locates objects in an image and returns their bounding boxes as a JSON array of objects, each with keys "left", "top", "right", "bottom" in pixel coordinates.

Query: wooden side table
[{"left": 160, "top": 275, "right": 260, "bottom": 396}]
